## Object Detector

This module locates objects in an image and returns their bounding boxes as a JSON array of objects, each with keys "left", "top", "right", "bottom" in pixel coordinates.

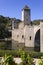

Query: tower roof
[{"left": 22, "top": 5, "right": 30, "bottom": 10}]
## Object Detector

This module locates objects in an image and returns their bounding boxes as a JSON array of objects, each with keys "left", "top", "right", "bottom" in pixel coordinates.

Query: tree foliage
[
  {"left": 32, "top": 19, "right": 43, "bottom": 25},
  {"left": 2, "top": 54, "right": 17, "bottom": 65},
  {"left": 19, "top": 50, "right": 33, "bottom": 65},
  {"left": 0, "top": 15, "right": 12, "bottom": 39},
  {"left": 39, "top": 56, "right": 43, "bottom": 65}
]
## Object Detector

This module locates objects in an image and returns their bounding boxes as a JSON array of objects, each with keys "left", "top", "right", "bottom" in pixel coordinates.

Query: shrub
[
  {"left": 29, "top": 52, "right": 43, "bottom": 58},
  {"left": 0, "top": 50, "right": 43, "bottom": 58},
  {"left": 19, "top": 50, "right": 33, "bottom": 65},
  {"left": 39, "top": 56, "right": 43, "bottom": 65}
]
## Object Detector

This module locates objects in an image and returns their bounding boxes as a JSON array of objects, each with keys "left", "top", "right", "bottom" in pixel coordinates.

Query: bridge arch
[
  {"left": 33, "top": 25, "right": 40, "bottom": 52},
  {"left": 34, "top": 29, "right": 40, "bottom": 52}
]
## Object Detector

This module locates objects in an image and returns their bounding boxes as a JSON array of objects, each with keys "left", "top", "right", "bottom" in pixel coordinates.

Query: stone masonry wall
[{"left": 40, "top": 22, "right": 43, "bottom": 52}]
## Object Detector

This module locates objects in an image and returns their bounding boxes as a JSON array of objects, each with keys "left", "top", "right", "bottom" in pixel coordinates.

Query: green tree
[
  {"left": 0, "top": 23, "right": 6, "bottom": 39},
  {"left": 0, "top": 15, "right": 12, "bottom": 39},
  {"left": 2, "top": 54, "right": 17, "bottom": 65}
]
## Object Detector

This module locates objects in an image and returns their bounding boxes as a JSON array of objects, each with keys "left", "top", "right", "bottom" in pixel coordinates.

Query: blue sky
[{"left": 0, "top": 0, "right": 43, "bottom": 21}]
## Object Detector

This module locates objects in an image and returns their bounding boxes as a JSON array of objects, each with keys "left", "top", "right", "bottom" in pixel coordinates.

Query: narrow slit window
[
  {"left": 22, "top": 35, "right": 24, "bottom": 38},
  {"left": 30, "top": 36, "right": 31, "bottom": 40}
]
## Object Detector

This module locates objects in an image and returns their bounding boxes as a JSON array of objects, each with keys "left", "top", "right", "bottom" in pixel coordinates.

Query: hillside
[{"left": 32, "top": 20, "right": 43, "bottom": 25}]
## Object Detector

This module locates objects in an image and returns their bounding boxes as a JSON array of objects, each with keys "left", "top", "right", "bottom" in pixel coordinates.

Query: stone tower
[{"left": 22, "top": 5, "right": 31, "bottom": 25}]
